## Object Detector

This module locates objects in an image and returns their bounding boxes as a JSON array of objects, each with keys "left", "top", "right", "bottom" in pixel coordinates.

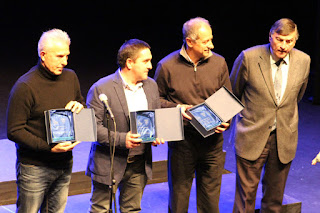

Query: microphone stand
[{"left": 107, "top": 112, "right": 117, "bottom": 213}]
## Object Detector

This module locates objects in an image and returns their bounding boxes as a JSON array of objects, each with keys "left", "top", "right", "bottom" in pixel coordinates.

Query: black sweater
[{"left": 6, "top": 62, "right": 85, "bottom": 168}]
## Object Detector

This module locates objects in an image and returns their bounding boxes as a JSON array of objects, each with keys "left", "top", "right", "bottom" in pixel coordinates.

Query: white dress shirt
[{"left": 118, "top": 69, "right": 148, "bottom": 112}]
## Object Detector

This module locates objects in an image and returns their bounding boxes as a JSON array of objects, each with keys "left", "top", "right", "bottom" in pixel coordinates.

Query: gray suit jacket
[
  {"left": 229, "top": 44, "right": 310, "bottom": 164},
  {"left": 86, "top": 70, "right": 161, "bottom": 185}
]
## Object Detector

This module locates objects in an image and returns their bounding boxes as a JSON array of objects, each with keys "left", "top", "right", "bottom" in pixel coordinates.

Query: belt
[{"left": 127, "top": 155, "right": 144, "bottom": 163}]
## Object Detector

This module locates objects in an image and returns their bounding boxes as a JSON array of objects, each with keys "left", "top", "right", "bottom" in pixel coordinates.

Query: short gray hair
[
  {"left": 269, "top": 18, "right": 299, "bottom": 40},
  {"left": 37, "top": 29, "right": 71, "bottom": 57},
  {"left": 182, "top": 17, "right": 211, "bottom": 43}
]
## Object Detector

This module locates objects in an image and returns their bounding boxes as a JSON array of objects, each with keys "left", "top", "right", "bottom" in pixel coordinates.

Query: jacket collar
[
  {"left": 258, "top": 44, "right": 298, "bottom": 106},
  {"left": 112, "top": 69, "right": 153, "bottom": 123}
]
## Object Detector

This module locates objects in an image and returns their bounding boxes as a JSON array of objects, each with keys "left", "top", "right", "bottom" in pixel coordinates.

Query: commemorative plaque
[
  {"left": 130, "top": 107, "right": 184, "bottom": 143},
  {"left": 188, "top": 104, "right": 221, "bottom": 131},
  {"left": 47, "top": 109, "right": 75, "bottom": 142},
  {"left": 132, "top": 111, "right": 156, "bottom": 142},
  {"left": 187, "top": 86, "right": 244, "bottom": 138},
  {"left": 44, "top": 108, "right": 97, "bottom": 144}
]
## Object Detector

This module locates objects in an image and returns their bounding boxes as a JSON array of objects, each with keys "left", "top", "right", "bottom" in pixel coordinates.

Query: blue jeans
[{"left": 16, "top": 162, "right": 72, "bottom": 213}]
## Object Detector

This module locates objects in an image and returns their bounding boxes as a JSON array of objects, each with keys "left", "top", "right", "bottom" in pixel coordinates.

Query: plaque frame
[
  {"left": 130, "top": 111, "right": 156, "bottom": 142},
  {"left": 130, "top": 107, "right": 184, "bottom": 143},
  {"left": 44, "top": 108, "right": 97, "bottom": 144},
  {"left": 188, "top": 104, "right": 222, "bottom": 131},
  {"left": 187, "top": 86, "right": 244, "bottom": 138}
]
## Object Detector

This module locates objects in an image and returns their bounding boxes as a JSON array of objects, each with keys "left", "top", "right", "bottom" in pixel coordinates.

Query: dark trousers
[
  {"left": 168, "top": 131, "right": 225, "bottom": 213},
  {"left": 88, "top": 157, "right": 147, "bottom": 213},
  {"left": 233, "top": 131, "right": 291, "bottom": 213}
]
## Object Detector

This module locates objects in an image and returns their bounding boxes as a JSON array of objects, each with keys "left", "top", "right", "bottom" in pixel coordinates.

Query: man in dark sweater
[
  {"left": 6, "top": 29, "right": 85, "bottom": 213},
  {"left": 154, "top": 17, "right": 232, "bottom": 213}
]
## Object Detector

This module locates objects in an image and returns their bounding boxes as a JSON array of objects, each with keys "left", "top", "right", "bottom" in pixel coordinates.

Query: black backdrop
[{"left": 0, "top": 1, "right": 319, "bottom": 139}]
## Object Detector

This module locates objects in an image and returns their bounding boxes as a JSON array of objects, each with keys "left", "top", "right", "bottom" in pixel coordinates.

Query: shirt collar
[
  {"left": 179, "top": 44, "right": 212, "bottom": 64},
  {"left": 118, "top": 69, "right": 143, "bottom": 92},
  {"left": 269, "top": 48, "right": 289, "bottom": 65}
]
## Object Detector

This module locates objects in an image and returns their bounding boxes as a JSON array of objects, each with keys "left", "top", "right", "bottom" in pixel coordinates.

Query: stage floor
[
  {"left": 0, "top": 173, "right": 302, "bottom": 213},
  {"left": 1, "top": 101, "right": 320, "bottom": 212}
]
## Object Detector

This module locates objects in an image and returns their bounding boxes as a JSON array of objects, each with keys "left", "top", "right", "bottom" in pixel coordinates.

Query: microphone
[{"left": 99, "top": 94, "right": 115, "bottom": 119}]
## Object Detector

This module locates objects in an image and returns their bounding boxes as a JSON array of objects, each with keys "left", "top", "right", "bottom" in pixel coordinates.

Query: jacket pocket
[{"left": 289, "top": 120, "right": 299, "bottom": 133}]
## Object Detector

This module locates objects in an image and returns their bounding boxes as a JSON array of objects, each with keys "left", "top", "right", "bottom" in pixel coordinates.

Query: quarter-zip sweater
[
  {"left": 7, "top": 62, "right": 85, "bottom": 168},
  {"left": 155, "top": 47, "right": 232, "bottom": 109}
]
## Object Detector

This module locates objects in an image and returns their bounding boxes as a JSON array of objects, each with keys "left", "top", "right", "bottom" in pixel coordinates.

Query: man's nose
[
  {"left": 61, "top": 56, "right": 68, "bottom": 66},
  {"left": 280, "top": 41, "right": 288, "bottom": 49},
  {"left": 208, "top": 40, "right": 214, "bottom": 49}
]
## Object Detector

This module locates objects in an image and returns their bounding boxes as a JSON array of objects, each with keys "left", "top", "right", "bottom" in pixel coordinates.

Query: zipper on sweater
[{"left": 194, "top": 62, "right": 199, "bottom": 72}]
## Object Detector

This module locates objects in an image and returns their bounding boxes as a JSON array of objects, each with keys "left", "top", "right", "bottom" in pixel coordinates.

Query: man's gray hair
[
  {"left": 182, "top": 17, "right": 211, "bottom": 42},
  {"left": 269, "top": 18, "right": 299, "bottom": 40},
  {"left": 37, "top": 29, "right": 71, "bottom": 57}
]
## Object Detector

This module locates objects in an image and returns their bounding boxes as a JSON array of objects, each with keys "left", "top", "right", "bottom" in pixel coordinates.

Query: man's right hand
[
  {"left": 177, "top": 104, "right": 193, "bottom": 120},
  {"left": 126, "top": 131, "right": 142, "bottom": 149}
]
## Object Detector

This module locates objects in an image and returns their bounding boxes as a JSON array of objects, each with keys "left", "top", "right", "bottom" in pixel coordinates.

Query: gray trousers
[{"left": 88, "top": 157, "right": 147, "bottom": 213}]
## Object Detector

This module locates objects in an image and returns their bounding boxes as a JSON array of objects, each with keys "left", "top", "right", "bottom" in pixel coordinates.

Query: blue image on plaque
[
  {"left": 189, "top": 104, "right": 221, "bottom": 131},
  {"left": 49, "top": 110, "right": 75, "bottom": 142},
  {"left": 136, "top": 111, "right": 156, "bottom": 142}
]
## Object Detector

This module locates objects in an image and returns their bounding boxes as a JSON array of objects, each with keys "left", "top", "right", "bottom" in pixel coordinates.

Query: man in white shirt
[{"left": 86, "top": 39, "right": 164, "bottom": 212}]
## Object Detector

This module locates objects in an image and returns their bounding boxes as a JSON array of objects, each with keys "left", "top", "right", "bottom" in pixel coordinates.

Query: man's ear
[
  {"left": 40, "top": 51, "right": 46, "bottom": 62},
  {"left": 186, "top": 37, "right": 194, "bottom": 48},
  {"left": 126, "top": 58, "right": 134, "bottom": 70},
  {"left": 268, "top": 33, "right": 272, "bottom": 43}
]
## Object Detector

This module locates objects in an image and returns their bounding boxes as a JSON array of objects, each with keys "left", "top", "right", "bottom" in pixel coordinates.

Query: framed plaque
[
  {"left": 134, "top": 111, "right": 156, "bottom": 142},
  {"left": 47, "top": 109, "right": 75, "bottom": 143},
  {"left": 188, "top": 104, "right": 221, "bottom": 131},
  {"left": 44, "top": 108, "right": 97, "bottom": 144},
  {"left": 130, "top": 107, "right": 184, "bottom": 143},
  {"left": 187, "top": 86, "right": 244, "bottom": 138}
]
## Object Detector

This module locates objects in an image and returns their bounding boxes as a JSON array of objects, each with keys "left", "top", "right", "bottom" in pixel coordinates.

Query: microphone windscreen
[{"left": 99, "top": 94, "right": 108, "bottom": 102}]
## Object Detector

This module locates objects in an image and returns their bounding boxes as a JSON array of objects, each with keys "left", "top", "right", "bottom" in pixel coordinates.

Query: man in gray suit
[
  {"left": 86, "top": 39, "right": 164, "bottom": 212},
  {"left": 230, "top": 18, "right": 310, "bottom": 212}
]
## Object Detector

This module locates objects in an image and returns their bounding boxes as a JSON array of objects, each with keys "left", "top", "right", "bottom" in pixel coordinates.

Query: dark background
[{"left": 0, "top": 1, "right": 319, "bottom": 139}]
